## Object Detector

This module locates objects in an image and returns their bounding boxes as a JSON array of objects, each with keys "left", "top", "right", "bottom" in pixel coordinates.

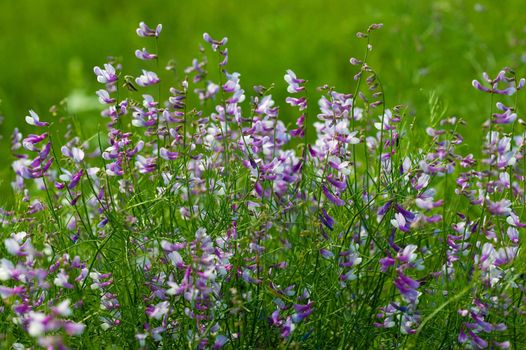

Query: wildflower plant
[{"left": 0, "top": 21, "right": 525, "bottom": 349}]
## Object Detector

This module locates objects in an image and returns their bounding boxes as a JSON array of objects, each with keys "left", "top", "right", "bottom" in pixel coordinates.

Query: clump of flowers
[{"left": 0, "top": 21, "right": 525, "bottom": 349}]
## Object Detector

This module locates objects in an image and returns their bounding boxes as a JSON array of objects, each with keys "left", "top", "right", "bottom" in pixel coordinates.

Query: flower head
[
  {"left": 25, "top": 110, "right": 49, "bottom": 127},
  {"left": 135, "top": 70, "right": 160, "bottom": 87},
  {"left": 136, "top": 21, "right": 162, "bottom": 37},
  {"left": 94, "top": 64, "right": 118, "bottom": 84},
  {"left": 284, "top": 69, "right": 305, "bottom": 93}
]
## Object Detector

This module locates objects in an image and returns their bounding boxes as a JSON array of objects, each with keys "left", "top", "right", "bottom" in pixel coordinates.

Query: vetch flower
[
  {"left": 320, "top": 248, "right": 335, "bottom": 259},
  {"left": 61, "top": 146, "right": 85, "bottom": 163},
  {"left": 322, "top": 185, "right": 345, "bottom": 206},
  {"left": 290, "top": 114, "right": 306, "bottom": 137},
  {"left": 135, "top": 48, "right": 158, "bottom": 60},
  {"left": 54, "top": 270, "right": 74, "bottom": 289},
  {"left": 93, "top": 64, "right": 118, "bottom": 84},
  {"left": 63, "top": 321, "right": 85, "bottom": 336},
  {"left": 292, "top": 302, "right": 314, "bottom": 322},
  {"left": 160, "top": 147, "right": 179, "bottom": 161},
  {"left": 96, "top": 89, "right": 115, "bottom": 104},
  {"left": 380, "top": 256, "right": 396, "bottom": 272},
  {"left": 213, "top": 335, "right": 228, "bottom": 349},
  {"left": 136, "top": 21, "right": 162, "bottom": 37},
  {"left": 255, "top": 95, "right": 277, "bottom": 116},
  {"left": 146, "top": 301, "right": 170, "bottom": 320},
  {"left": 319, "top": 208, "right": 335, "bottom": 230},
  {"left": 284, "top": 69, "right": 305, "bottom": 93},
  {"left": 52, "top": 300, "right": 72, "bottom": 317},
  {"left": 487, "top": 199, "right": 512, "bottom": 216},
  {"left": 281, "top": 316, "right": 295, "bottom": 338},
  {"left": 391, "top": 212, "right": 408, "bottom": 232},
  {"left": 394, "top": 272, "right": 420, "bottom": 303},
  {"left": 136, "top": 70, "right": 160, "bottom": 87},
  {"left": 285, "top": 97, "right": 307, "bottom": 111},
  {"left": 492, "top": 107, "right": 517, "bottom": 124},
  {"left": 135, "top": 155, "right": 157, "bottom": 174},
  {"left": 68, "top": 169, "right": 84, "bottom": 189},
  {"left": 203, "top": 32, "right": 228, "bottom": 51},
  {"left": 472, "top": 70, "right": 524, "bottom": 95},
  {"left": 22, "top": 133, "right": 48, "bottom": 152},
  {"left": 25, "top": 110, "right": 49, "bottom": 127},
  {"left": 223, "top": 72, "right": 241, "bottom": 93}
]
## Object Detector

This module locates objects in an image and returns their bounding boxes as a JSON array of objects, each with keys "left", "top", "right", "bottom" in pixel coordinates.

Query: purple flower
[
  {"left": 472, "top": 79, "right": 492, "bottom": 93},
  {"left": 327, "top": 174, "right": 347, "bottom": 191},
  {"left": 135, "top": 48, "right": 157, "bottom": 60},
  {"left": 25, "top": 110, "right": 49, "bottom": 127},
  {"left": 377, "top": 200, "right": 393, "bottom": 216},
  {"left": 492, "top": 108, "right": 517, "bottom": 124},
  {"left": 487, "top": 199, "right": 512, "bottom": 216},
  {"left": 4, "top": 238, "right": 23, "bottom": 256},
  {"left": 397, "top": 245, "right": 418, "bottom": 264},
  {"left": 96, "top": 89, "right": 115, "bottom": 104},
  {"left": 219, "top": 48, "right": 229, "bottom": 66},
  {"left": 270, "top": 309, "right": 281, "bottom": 326},
  {"left": 145, "top": 301, "right": 169, "bottom": 320},
  {"left": 68, "top": 169, "right": 84, "bottom": 189},
  {"left": 281, "top": 316, "right": 294, "bottom": 338},
  {"left": 23, "top": 133, "right": 48, "bottom": 152},
  {"left": 292, "top": 302, "right": 314, "bottom": 322},
  {"left": 290, "top": 114, "right": 306, "bottom": 137},
  {"left": 135, "top": 70, "right": 160, "bottom": 87},
  {"left": 255, "top": 95, "right": 277, "bottom": 116},
  {"left": 285, "top": 97, "right": 308, "bottom": 111},
  {"left": 322, "top": 185, "right": 345, "bottom": 206},
  {"left": 507, "top": 227, "right": 519, "bottom": 244},
  {"left": 223, "top": 72, "right": 241, "bottom": 92},
  {"left": 203, "top": 33, "right": 228, "bottom": 51},
  {"left": 394, "top": 272, "right": 420, "bottom": 303},
  {"left": 54, "top": 270, "right": 74, "bottom": 289},
  {"left": 61, "top": 146, "right": 85, "bottom": 163},
  {"left": 136, "top": 21, "right": 162, "bottom": 38},
  {"left": 320, "top": 248, "right": 334, "bottom": 259},
  {"left": 213, "top": 335, "right": 228, "bottom": 350},
  {"left": 284, "top": 69, "right": 305, "bottom": 93},
  {"left": 319, "top": 208, "right": 335, "bottom": 230},
  {"left": 391, "top": 212, "right": 409, "bottom": 232},
  {"left": 93, "top": 64, "right": 118, "bottom": 84},
  {"left": 160, "top": 148, "right": 179, "bottom": 161},
  {"left": 241, "top": 268, "right": 261, "bottom": 284},
  {"left": 349, "top": 57, "right": 362, "bottom": 65},
  {"left": 63, "top": 321, "right": 85, "bottom": 336},
  {"left": 0, "top": 285, "right": 25, "bottom": 298},
  {"left": 379, "top": 256, "right": 395, "bottom": 272},
  {"left": 472, "top": 70, "right": 521, "bottom": 95},
  {"left": 135, "top": 155, "right": 157, "bottom": 174},
  {"left": 11, "top": 128, "right": 22, "bottom": 151}
]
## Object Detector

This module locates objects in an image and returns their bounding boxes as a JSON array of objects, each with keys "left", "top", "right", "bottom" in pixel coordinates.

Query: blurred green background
[{"left": 1, "top": 0, "right": 525, "bottom": 205}]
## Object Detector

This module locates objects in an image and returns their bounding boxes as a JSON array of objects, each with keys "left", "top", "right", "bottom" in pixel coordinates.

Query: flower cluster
[{"left": 1, "top": 21, "right": 525, "bottom": 349}]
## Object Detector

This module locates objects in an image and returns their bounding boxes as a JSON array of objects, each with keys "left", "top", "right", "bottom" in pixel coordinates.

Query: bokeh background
[{"left": 1, "top": 0, "right": 525, "bottom": 204}]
